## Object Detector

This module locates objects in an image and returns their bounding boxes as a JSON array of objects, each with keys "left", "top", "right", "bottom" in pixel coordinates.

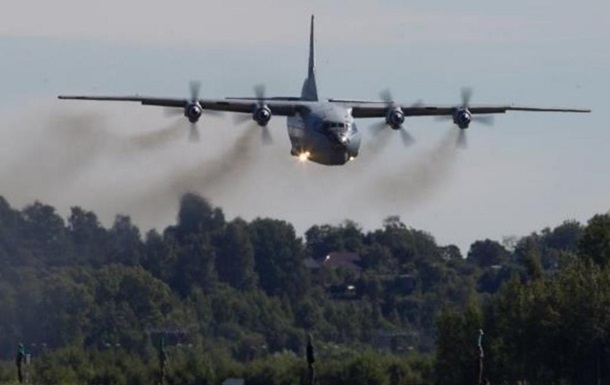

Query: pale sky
[{"left": 0, "top": 0, "right": 607, "bottom": 252}]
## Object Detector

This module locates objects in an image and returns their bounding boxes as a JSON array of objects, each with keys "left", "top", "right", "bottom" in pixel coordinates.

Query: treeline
[
  {"left": 0, "top": 192, "right": 608, "bottom": 384},
  {"left": 0, "top": 193, "right": 476, "bottom": 356}
]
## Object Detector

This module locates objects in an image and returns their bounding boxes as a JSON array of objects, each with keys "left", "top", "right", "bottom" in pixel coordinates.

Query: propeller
[
  {"left": 254, "top": 85, "right": 273, "bottom": 144},
  {"left": 190, "top": 80, "right": 201, "bottom": 101},
  {"left": 233, "top": 85, "right": 274, "bottom": 145},
  {"left": 461, "top": 87, "right": 472, "bottom": 108},
  {"left": 380, "top": 89, "right": 394, "bottom": 106},
  {"left": 187, "top": 81, "right": 202, "bottom": 142},
  {"left": 456, "top": 129, "right": 468, "bottom": 149},
  {"left": 462, "top": 87, "right": 495, "bottom": 126},
  {"left": 436, "top": 87, "right": 495, "bottom": 148},
  {"left": 369, "top": 89, "right": 415, "bottom": 147},
  {"left": 254, "top": 84, "right": 265, "bottom": 102},
  {"left": 162, "top": 81, "right": 223, "bottom": 142}
]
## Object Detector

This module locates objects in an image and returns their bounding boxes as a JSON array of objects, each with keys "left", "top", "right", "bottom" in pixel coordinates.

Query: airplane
[{"left": 59, "top": 16, "right": 590, "bottom": 166}]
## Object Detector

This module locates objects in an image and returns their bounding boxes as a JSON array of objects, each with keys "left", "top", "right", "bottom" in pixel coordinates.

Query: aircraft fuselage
[{"left": 287, "top": 103, "right": 361, "bottom": 165}]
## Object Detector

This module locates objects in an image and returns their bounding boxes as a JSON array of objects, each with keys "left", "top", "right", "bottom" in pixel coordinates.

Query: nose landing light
[{"left": 298, "top": 151, "right": 311, "bottom": 162}]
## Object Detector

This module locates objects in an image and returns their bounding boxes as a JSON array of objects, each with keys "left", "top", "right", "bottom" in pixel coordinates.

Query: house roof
[{"left": 323, "top": 252, "right": 361, "bottom": 271}]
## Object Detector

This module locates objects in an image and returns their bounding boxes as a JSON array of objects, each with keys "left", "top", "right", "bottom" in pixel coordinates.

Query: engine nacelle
[
  {"left": 185, "top": 102, "right": 203, "bottom": 123},
  {"left": 453, "top": 108, "right": 472, "bottom": 129},
  {"left": 253, "top": 106, "right": 272, "bottom": 126},
  {"left": 385, "top": 108, "right": 405, "bottom": 130}
]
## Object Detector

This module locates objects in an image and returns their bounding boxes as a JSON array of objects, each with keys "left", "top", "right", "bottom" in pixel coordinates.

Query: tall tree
[
  {"left": 173, "top": 193, "right": 225, "bottom": 241},
  {"left": 67, "top": 206, "right": 107, "bottom": 266},
  {"left": 435, "top": 299, "right": 483, "bottom": 385},
  {"left": 579, "top": 214, "right": 610, "bottom": 267},
  {"left": 467, "top": 239, "right": 510, "bottom": 268},
  {"left": 141, "top": 229, "right": 174, "bottom": 283},
  {"left": 21, "top": 202, "right": 71, "bottom": 266},
  {"left": 249, "top": 218, "right": 308, "bottom": 301},
  {"left": 215, "top": 218, "right": 257, "bottom": 291},
  {"left": 107, "top": 215, "right": 142, "bottom": 266}
]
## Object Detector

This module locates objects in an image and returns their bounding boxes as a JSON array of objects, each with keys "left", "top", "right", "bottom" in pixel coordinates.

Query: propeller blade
[
  {"left": 189, "top": 81, "right": 201, "bottom": 101},
  {"left": 473, "top": 115, "right": 495, "bottom": 126},
  {"left": 189, "top": 123, "right": 200, "bottom": 142},
  {"left": 400, "top": 128, "right": 415, "bottom": 147},
  {"left": 380, "top": 90, "right": 423, "bottom": 108},
  {"left": 261, "top": 126, "right": 273, "bottom": 145},
  {"left": 254, "top": 84, "right": 266, "bottom": 103},
  {"left": 461, "top": 87, "right": 472, "bottom": 107},
  {"left": 379, "top": 89, "right": 393, "bottom": 104},
  {"left": 456, "top": 129, "right": 468, "bottom": 149}
]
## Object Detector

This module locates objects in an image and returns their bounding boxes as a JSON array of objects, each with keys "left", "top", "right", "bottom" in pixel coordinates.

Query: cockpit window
[{"left": 323, "top": 122, "right": 347, "bottom": 130}]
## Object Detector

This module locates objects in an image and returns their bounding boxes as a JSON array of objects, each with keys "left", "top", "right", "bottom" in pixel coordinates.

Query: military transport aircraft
[{"left": 59, "top": 16, "right": 590, "bottom": 166}]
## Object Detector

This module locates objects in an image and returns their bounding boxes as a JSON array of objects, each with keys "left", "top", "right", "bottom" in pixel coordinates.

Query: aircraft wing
[
  {"left": 57, "top": 95, "right": 301, "bottom": 116},
  {"left": 58, "top": 95, "right": 591, "bottom": 117},
  {"left": 345, "top": 102, "right": 591, "bottom": 118}
]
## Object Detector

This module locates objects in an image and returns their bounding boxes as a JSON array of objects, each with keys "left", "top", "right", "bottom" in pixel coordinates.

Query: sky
[{"left": 0, "top": 0, "right": 607, "bottom": 253}]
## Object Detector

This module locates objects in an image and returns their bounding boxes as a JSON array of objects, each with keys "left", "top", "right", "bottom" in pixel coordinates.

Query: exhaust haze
[{"left": 0, "top": 101, "right": 459, "bottom": 240}]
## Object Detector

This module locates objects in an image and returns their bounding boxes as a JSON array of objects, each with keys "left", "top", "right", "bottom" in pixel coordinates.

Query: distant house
[
  {"left": 305, "top": 252, "right": 362, "bottom": 293},
  {"left": 322, "top": 252, "right": 361, "bottom": 273}
]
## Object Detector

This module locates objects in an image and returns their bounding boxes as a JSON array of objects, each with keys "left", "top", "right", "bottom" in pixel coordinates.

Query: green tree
[
  {"left": 67, "top": 206, "right": 107, "bottom": 266},
  {"left": 0, "top": 197, "right": 24, "bottom": 268},
  {"left": 215, "top": 219, "right": 257, "bottom": 291},
  {"left": 173, "top": 193, "right": 225, "bottom": 241},
  {"left": 543, "top": 220, "right": 583, "bottom": 253},
  {"left": 467, "top": 239, "right": 510, "bottom": 268},
  {"left": 39, "top": 269, "right": 94, "bottom": 347},
  {"left": 107, "top": 215, "right": 143, "bottom": 266},
  {"left": 21, "top": 201, "right": 71, "bottom": 266},
  {"left": 579, "top": 213, "right": 610, "bottom": 267},
  {"left": 171, "top": 236, "right": 217, "bottom": 297},
  {"left": 435, "top": 299, "right": 483, "bottom": 385},
  {"left": 141, "top": 229, "right": 175, "bottom": 283},
  {"left": 249, "top": 219, "right": 308, "bottom": 301}
]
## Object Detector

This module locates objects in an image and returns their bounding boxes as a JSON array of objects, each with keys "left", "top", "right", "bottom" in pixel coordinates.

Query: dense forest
[{"left": 0, "top": 192, "right": 609, "bottom": 385}]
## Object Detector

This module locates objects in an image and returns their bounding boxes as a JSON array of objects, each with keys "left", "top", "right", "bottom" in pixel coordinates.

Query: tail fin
[{"left": 300, "top": 15, "right": 319, "bottom": 101}]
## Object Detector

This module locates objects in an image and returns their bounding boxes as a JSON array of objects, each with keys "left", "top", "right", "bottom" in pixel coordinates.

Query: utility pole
[
  {"left": 158, "top": 337, "right": 169, "bottom": 385},
  {"left": 15, "top": 343, "right": 26, "bottom": 384},
  {"left": 306, "top": 334, "right": 316, "bottom": 385},
  {"left": 477, "top": 329, "right": 485, "bottom": 385}
]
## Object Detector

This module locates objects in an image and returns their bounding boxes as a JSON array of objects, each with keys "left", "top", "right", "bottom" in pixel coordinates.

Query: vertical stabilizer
[
  {"left": 308, "top": 15, "right": 315, "bottom": 78},
  {"left": 300, "top": 15, "right": 319, "bottom": 101}
]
